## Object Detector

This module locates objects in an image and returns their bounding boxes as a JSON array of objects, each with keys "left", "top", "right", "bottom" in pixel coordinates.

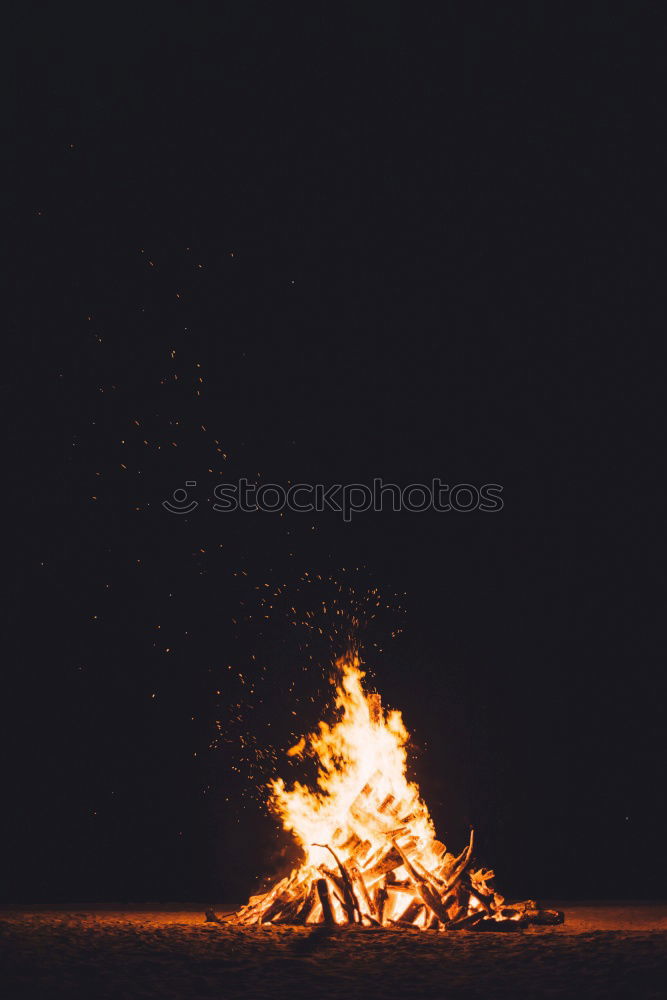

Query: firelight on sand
[{"left": 226, "top": 652, "right": 563, "bottom": 930}]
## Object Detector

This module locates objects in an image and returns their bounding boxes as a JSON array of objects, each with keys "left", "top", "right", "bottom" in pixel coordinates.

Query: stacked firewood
[{"left": 225, "top": 781, "right": 563, "bottom": 931}]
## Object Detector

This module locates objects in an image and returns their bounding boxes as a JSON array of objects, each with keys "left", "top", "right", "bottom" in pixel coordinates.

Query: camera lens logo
[{"left": 162, "top": 481, "right": 198, "bottom": 514}]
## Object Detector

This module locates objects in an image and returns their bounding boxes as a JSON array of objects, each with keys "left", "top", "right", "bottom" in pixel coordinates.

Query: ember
[{"left": 226, "top": 652, "right": 562, "bottom": 930}]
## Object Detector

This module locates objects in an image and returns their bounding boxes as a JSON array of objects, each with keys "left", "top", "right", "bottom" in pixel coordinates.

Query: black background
[{"left": 5, "top": 3, "right": 666, "bottom": 904}]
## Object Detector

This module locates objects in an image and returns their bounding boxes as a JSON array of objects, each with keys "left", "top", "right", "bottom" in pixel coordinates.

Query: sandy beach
[{"left": 2, "top": 902, "right": 665, "bottom": 999}]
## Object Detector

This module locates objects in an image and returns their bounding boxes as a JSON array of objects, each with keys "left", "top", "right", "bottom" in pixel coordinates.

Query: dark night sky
[{"left": 5, "top": 4, "right": 666, "bottom": 903}]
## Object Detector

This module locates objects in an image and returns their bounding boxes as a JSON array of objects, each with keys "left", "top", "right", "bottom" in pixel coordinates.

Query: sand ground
[{"left": 1, "top": 902, "right": 665, "bottom": 999}]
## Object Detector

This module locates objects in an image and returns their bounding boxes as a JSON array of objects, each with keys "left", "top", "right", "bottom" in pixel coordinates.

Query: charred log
[{"left": 316, "top": 878, "right": 335, "bottom": 925}]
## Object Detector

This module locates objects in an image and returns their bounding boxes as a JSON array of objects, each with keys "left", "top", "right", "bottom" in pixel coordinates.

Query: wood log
[
  {"left": 432, "top": 840, "right": 447, "bottom": 859},
  {"left": 329, "top": 886, "right": 349, "bottom": 920},
  {"left": 261, "top": 885, "right": 302, "bottom": 924},
  {"left": 316, "top": 878, "right": 335, "bottom": 925},
  {"left": 293, "top": 882, "right": 318, "bottom": 924},
  {"left": 338, "top": 831, "right": 363, "bottom": 854},
  {"left": 418, "top": 884, "right": 454, "bottom": 925},
  {"left": 247, "top": 892, "right": 269, "bottom": 909},
  {"left": 461, "top": 878, "right": 494, "bottom": 915},
  {"left": 396, "top": 900, "right": 425, "bottom": 925},
  {"left": 506, "top": 898, "right": 538, "bottom": 914},
  {"left": 385, "top": 877, "right": 412, "bottom": 889},
  {"left": 446, "top": 910, "right": 486, "bottom": 930},
  {"left": 336, "top": 835, "right": 372, "bottom": 866},
  {"left": 528, "top": 908, "right": 565, "bottom": 925},
  {"left": 348, "top": 861, "right": 376, "bottom": 917},
  {"left": 456, "top": 884, "right": 470, "bottom": 914},
  {"left": 375, "top": 881, "right": 388, "bottom": 925},
  {"left": 318, "top": 866, "right": 351, "bottom": 918},
  {"left": 283, "top": 876, "right": 316, "bottom": 922},
  {"left": 384, "top": 885, "right": 416, "bottom": 917},
  {"left": 273, "top": 893, "right": 308, "bottom": 924},
  {"left": 353, "top": 839, "right": 373, "bottom": 867},
  {"left": 442, "top": 830, "right": 475, "bottom": 890},
  {"left": 390, "top": 840, "right": 429, "bottom": 887},
  {"left": 259, "top": 897, "right": 289, "bottom": 924},
  {"left": 359, "top": 845, "right": 383, "bottom": 872},
  {"left": 438, "top": 853, "right": 457, "bottom": 880},
  {"left": 440, "top": 891, "right": 458, "bottom": 917},
  {"left": 388, "top": 799, "right": 407, "bottom": 820},
  {"left": 470, "top": 917, "right": 526, "bottom": 932},
  {"left": 237, "top": 874, "right": 291, "bottom": 924},
  {"left": 392, "top": 840, "right": 452, "bottom": 925},
  {"left": 313, "top": 843, "right": 362, "bottom": 923},
  {"left": 393, "top": 834, "right": 419, "bottom": 854},
  {"left": 413, "top": 857, "right": 446, "bottom": 891},
  {"left": 384, "top": 826, "right": 409, "bottom": 841},
  {"left": 319, "top": 863, "right": 348, "bottom": 898},
  {"left": 384, "top": 882, "right": 413, "bottom": 898},
  {"left": 362, "top": 845, "right": 402, "bottom": 881}
]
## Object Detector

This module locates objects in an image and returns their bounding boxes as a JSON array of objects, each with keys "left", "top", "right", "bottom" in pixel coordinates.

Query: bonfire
[{"left": 223, "top": 652, "right": 562, "bottom": 930}]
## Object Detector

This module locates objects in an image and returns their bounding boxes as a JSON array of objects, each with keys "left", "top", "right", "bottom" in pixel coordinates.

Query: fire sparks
[{"left": 226, "top": 652, "right": 563, "bottom": 930}]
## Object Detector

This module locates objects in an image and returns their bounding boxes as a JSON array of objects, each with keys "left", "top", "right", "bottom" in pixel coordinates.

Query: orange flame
[
  {"left": 269, "top": 652, "right": 438, "bottom": 873},
  {"left": 228, "top": 649, "right": 552, "bottom": 929}
]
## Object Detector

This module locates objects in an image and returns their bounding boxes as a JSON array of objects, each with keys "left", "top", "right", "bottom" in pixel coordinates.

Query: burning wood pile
[{"left": 225, "top": 653, "right": 563, "bottom": 931}]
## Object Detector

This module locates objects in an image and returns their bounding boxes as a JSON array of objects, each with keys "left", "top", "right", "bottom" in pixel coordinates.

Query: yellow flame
[
  {"left": 286, "top": 736, "right": 306, "bottom": 757},
  {"left": 269, "top": 651, "right": 438, "bottom": 870}
]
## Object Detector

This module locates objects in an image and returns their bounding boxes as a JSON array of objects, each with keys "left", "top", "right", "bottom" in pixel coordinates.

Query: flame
[
  {"left": 269, "top": 652, "right": 437, "bottom": 871},
  {"left": 227, "top": 650, "right": 555, "bottom": 929},
  {"left": 286, "top": 736, "right": 306, "bottom": 758}
]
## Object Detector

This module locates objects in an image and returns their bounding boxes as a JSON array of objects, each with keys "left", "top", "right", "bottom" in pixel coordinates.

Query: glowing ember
[{"left": 225, "top": 652, "right": 563, "bottom": 930}]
